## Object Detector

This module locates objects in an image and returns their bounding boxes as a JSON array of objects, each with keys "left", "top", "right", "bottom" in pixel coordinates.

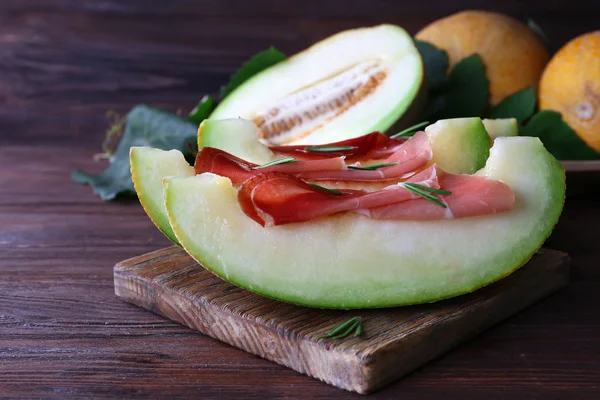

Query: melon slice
[
  {"left": 483, "top": 118, "right": 519, "bottom": 140},
  {"left": 130, "top": 147, "right": 194, "bottom": 245},
  {"left": 209, "top": 25, "right": 424, "bottom": 145},
  {"left": 164, "top": 137, "right": 565, "bottom": 309}
]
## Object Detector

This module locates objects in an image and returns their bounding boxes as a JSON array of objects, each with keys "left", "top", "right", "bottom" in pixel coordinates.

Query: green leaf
[
  {"left": 306, "top": 183, "right": 343, "bottom": 196},
  {"left": 220, "top": 47, "right": 286, "bottom": 99},
  {"left": 390, "top": 121, "right": 430, "bottom": 139},
  {"left": 520, "top": 110, "right": 600, "bottom": 160},
  {"left": 304, "top": 145, "right": 358, "bottom": 153},
  {"left": 72, "top": 105, "right": 198, "bottom": 200},
  {"left": 253, "top": 157, "right": 297, "bottom": 169},
  {"left": 489, "top": 87, "right": 536, "bottom": 123},
  {"left": 188, "top": 95, "right": 216, "bottom": 125},
  {"left": 438, "top": 54, "right": 489, "bottom": 119},
  {"left": 414, "top": 40, "right": 449, "bottom": 92}
]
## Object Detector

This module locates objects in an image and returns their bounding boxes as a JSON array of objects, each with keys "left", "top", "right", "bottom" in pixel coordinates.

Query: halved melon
[
  {"left": 130, "top": 147, "right": 194, "bottom": 245},
  {"left": 209, "top": 25, "right": 424, "bottom": 145},
  {"left": 164, "top": 137, "right": 565, "bottom": 309},
  {"left": 483, "top": 118, "right": 519, "bottom": 140}
]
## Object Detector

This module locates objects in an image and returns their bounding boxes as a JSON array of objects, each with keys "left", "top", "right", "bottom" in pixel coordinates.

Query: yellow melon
[
  {"left": 539, "top": 31, "right": 600, "bottom": 152},
  {"left": 416, "top": 10, "right": 549, "bottom": 106}
]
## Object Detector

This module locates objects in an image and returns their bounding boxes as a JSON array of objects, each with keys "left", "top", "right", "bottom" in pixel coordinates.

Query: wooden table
[{"left": 1, "top": 1, "right": 599, "bottom": 398}]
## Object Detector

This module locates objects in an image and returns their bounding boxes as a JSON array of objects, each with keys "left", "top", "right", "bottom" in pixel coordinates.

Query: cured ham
[
  {"left": 364, "top": 174, "right": 515, "bottom": 220},
  {"left": 195, "top": 131, "right": 431, "bottom": 185},
  {"left": 194, "top": 130, "right": 515, "bottom": 226},
  {"left": 296, "top": 131, "right": 432, "bottom": 182},
  {"left": 269, "top": 131, "right": 406, "bottom": 161},
  {"left": 238, "top": 165, "right": 444, "bottom": 226},
  {"left": 194, "top": 147, "right": 345, "bottom": 187},
  {"left": 238, "top": 172, "right": 363, "bottom": 226}
]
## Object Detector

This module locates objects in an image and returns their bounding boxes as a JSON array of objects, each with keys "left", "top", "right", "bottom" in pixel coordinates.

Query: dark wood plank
[{"left": 114, "top": 246, "right": 569, "bottom": 394}]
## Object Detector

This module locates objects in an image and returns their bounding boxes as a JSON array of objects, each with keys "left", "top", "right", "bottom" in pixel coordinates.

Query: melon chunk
[
  {"left": 209, "top": 25, "right": 424, "bottom": 145},
  {"left": 425, "top": 117, "right": 490, "bottom": 174},
  {"left": 483, "top": 118, "right": 519, "bottom": 140},
  {"left": 130, "top": 147, "right": 194, "bottom": 245},
  {"left": 164, "top": 137, "right": 565, "bottom": 309}
]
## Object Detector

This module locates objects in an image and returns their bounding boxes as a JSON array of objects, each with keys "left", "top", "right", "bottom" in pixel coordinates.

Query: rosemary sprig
[
  {"left": 307, "top": 183, "right": 342, "bottom": 195},
  {"left": 390, "top": 121, "right": 430, "bottom": 139},
  {"left": 304, "top": 145, "right": 358, "bottom": 153},
  {"left": 253, "top": 156, "right": 297, "bottom": 169},
  {"left": 348, "top": 162, "right": 398, "bottom": 171},
  {"left": 318, "top": 317, "right": 363, "bottom": 339},
  {"left": 401, "top": 182, "right": 450, "bottom": 208},
  {"left": 404, "top": 182, "right": 452, "bottom": 195}
]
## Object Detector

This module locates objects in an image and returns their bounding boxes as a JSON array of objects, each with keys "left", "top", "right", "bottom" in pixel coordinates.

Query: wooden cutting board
[{"left": 114, "top": 246, "right": 569, "bottom": 394}]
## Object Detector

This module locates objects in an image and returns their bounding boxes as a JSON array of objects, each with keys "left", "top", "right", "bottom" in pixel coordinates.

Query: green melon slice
[
  {"left": 163, "top": 137, "right": 565, "bottom": 309},
  {"left": 210, "top": 25, "right": 424, "bottom": 145},
  {"left": 425, "top": 118, "right": 490, "bottom": 174},
  {"left": 130, "top": 147, "right": 194, "bottom": 245},
  {"left": 483, "top": 118, "right": 519, "bottom": 140}
]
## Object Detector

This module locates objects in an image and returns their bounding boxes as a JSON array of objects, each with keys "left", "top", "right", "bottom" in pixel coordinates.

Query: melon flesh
[
  {"left": 164, "top": 137, "right": 565, "bottom": 309},
  {"left": 209, "top": 25, "right": 423, "bottom": 145},
  {"left": 130, "top": 147, "right": 194, "bottom": 245},
  {"left": 425, "top": 117, "right": 489, "bottom": 174},
  {"left": 483, "top": 118, "right": 519, "bottom": 140}
]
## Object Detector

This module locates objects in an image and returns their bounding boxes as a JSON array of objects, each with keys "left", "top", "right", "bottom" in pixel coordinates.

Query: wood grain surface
[
  {"left": 114, "top": 246, "right": 569, "bottom": 394},
  {"left": 1, "top": 0, "right": 600, "bottom": 398}
]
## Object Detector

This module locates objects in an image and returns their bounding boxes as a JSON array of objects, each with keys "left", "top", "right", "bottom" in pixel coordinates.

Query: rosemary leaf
[
  {"left": 390, "top": 121, "right": 430, "bottom": 139},
  {"left": 318, "top": 317, "right": 363, "bottom": 339},
  {"left": 401, "top": 183, "right": 447, "bottom": 208},
  {"left": 307, "top": 183, "right": 342, "bottom": 195},
  {"left": 253, "top": 157, "right": 297, "bottom": 169},
  {"left": 304, "top": 145, "right": 358, "bottom": 153},
  {"left": 348, "top": 162, "right": 398, "bottom": 171},
  {"left": 353, "top": 320, "right": 363, "bottom": 337},
  {"left": 404, "top": 182, "right": 452, "bottom": 195}
]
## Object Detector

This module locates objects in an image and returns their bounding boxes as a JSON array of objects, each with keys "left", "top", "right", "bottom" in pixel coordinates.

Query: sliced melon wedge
[
  {"left": 130, "top": 147, "right": 194, "bottom": 245},
  {"left": 164, "top": 137, "right": 565, "bottom": 309},
  {"left": 210, "top": 25, "right": 424, "bottom": 145}
]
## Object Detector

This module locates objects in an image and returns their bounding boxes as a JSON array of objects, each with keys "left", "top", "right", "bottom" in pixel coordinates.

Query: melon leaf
[
  {"left": 188, "top": 95, "right": 216, "bottom": 125},
  {"left": 440, "top": 54, "right": 489, "bottom": 118},
  {"left": 415, "top": 40, "right": 448, "bottom": 92},
  {"left": 520, "top": 110, "right": 600, "bottom": 160},
  {"left": 489, "top": 87, "right": 536, "bottom": 123},
  {"left": 72, "top": 105, "right": 198, "bottom": 200}
]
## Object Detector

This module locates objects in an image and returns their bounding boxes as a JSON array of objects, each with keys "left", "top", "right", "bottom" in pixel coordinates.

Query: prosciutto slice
[
  {"left": 365, "top": 174, "right": 515, "bottom": 220},
  {"left": 195, "top": 131, "right": 431, "bottom": 185},
  {"left": 296, "top": 131, "right": 432, "bottom": 182},
  {"left": 194, "top": 147, "right": 345, "bottom": 187},
  {"left": 269, "top": 131, "right": 406, "bottom": 161},
  {"left": 237, "top": 165, "right": 444, "bottom": 226}
]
